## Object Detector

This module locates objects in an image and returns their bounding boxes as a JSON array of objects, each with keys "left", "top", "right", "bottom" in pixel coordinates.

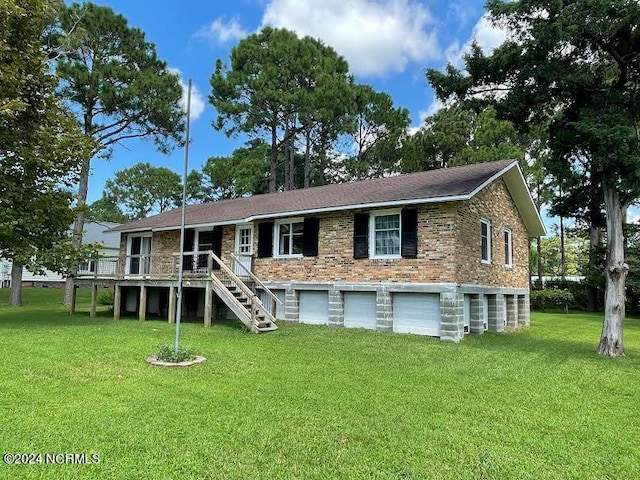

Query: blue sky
[{"left": 85, "top": 0, "right": 508, "bottom": 203}]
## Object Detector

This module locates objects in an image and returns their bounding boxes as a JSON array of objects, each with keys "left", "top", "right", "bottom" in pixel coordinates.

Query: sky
[{"left": 84, "top": 0, "right": 506, "bottom": 202}]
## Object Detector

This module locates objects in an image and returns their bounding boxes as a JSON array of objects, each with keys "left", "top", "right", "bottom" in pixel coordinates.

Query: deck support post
[
  {"left": 204, "top": 281, "right": 212, "bottom": 327},
  {"left": 139, "top": 285, "right": 147, "bottom": 322},
  {"left": 168, "top": 285, "right": 176, "bottom": 324},
  {"left": 90, "top": 283, "right": 98, "bottom": 318},
  {"left": 114, "top": 285, "right": 121, "bottom": 321}
]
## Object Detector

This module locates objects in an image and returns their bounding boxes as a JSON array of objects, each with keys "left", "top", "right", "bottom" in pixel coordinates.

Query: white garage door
[
  {"left": 344, "top": 292, "right": 377, "bottom": 330},
  {"left": 299, "top": 291, "right": 329, "bottom": 325},
  {"left": 392, "top": 293, "right": 441, "bottom": 337},
  {"left": 463, "top": 294, "right": 471, "bottom": 333},
  {"left": 483, "top": 295, "right": 489, "bottom": 330}
]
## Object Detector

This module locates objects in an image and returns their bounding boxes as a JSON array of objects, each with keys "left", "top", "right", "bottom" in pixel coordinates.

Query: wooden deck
[{"left": 73, "top": 252, "right": 280, "bottom": 333}]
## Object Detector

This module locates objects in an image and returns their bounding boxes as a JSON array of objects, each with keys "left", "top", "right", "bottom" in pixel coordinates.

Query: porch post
[
  {"left": 139, "top": 285, "right": 147, "bottom": 322},
  {"left": 114, "top": 285, "right": 121, "bottom": 321},
  {"left": 90, "top": 283, "right": 98, "bottom": 318},
  {"left": 168, "top": 285, "right": 176, "bottom": 324},
  {"left": 204, "top": 281, "right": 212, "bottom": 327}
]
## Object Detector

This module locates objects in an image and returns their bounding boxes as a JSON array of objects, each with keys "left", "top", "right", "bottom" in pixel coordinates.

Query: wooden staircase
[{"left": 208, "top": 253, "right": 280, "bottom": 333}]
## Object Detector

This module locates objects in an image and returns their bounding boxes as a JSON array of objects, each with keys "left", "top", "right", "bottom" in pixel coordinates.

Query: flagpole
[{"left": 175, "top": 78, "right": 192, "bottom": 353}]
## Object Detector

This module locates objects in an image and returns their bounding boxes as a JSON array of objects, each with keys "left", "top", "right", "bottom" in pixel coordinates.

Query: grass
[{"left": 0, "top": 288, "right": 639, "bottom": 479}]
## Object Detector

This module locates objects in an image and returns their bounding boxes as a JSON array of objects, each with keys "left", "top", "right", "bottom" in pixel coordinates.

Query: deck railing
[{"left": 75, "top": 251, "right": 228, "bottom": 279}]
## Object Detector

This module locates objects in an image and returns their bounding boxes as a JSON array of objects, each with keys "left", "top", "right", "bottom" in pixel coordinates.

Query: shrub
[
  {"left": 98, "top": 290, "right": 115, "bottom": 306},
  {"left": 530, "top": 289, "right": 575, "bottom": 312},
  {"left": 154, "top": 344, "right": 198, "bottom": 363}
]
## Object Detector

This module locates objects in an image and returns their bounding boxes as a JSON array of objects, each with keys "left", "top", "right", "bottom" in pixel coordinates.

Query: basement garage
[
  {"left": 343, "top": 292, "right": 377, "bottom": 330},
  {"left": 392, "top": 293, "right": 441, "bottom": 337},
  {"left": 298, "top": 290, "right": 329, "bottom": 325}
]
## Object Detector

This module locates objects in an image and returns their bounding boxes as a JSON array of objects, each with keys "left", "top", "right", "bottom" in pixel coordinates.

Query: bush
[
  {"left": 532, "top": 279, "right": 589, "bottom": 310},
  {"left": 530, "top": 289, "right": 575, "bottom": 312},
  {"left": 154, "top": 344, "right": 198, "bottom": 363},
  {"left": 98, "top": 290, "right": 115, "bottom": 306}
]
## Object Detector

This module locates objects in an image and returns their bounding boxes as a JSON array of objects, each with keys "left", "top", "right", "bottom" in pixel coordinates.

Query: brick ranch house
[{"left": 75, "top": 159, "right": 545, "bottom": 342}]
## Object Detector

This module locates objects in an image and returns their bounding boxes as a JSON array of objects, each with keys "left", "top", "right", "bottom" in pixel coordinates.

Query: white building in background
[{"left": 1, "top": 221, "right": 121, "bottom": 287}]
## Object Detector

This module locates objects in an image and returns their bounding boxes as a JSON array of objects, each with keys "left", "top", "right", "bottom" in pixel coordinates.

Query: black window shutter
[
  {"left": 183, "top": 228, "right": 195, "bottom": 271},
  {"left": 401, "top": 208, "right": 418, "bottom": 258},
  {"left": 353, "top": 213, "right": 369, "bottom": 259},
  {"left": 303, "top": 218, "right": 320, "bottom": 257},
  {"left": 212, "top": 226, "right": 223, "bottom": 256},
  {"left": 211, "top": 226, "right": 223, "bottom": 270},
  {"left": 257, "top": 222, "right": 274, "bottom": 258}
]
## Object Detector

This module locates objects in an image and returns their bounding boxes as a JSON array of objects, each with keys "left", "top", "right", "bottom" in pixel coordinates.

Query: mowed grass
[{"left": 0, "top": 288, "right": 639, "bottom": 479}]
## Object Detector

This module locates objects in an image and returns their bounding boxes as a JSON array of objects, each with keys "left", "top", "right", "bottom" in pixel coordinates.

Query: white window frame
[
  {"left": 194, "top": 228, "right": 214, "bottom": 254},
  {"left": 369, "top": 209, "right": 402, "bottom": 259},
  {"left": 504, "top": 228, "right": 513, "bottom": 268},
  {"left": 235, "top": 223, "right": 254, "bottom": 256},
  {"left": 481, "top": 219, "right": 492, "bottom": 264},
  {"left": 126, "top": 234, "right": 152, "bottom": 275},
  {"left": 274, "top": 217, "right": 304, "bottom": 258}
]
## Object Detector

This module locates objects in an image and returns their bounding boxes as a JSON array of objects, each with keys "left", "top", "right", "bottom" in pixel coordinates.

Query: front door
[
  {"left": 129, "top": 235, "right": 151, "bottom": 275},
  {"left": 234, "top": 224, "right": 253, "bottom": 277}
]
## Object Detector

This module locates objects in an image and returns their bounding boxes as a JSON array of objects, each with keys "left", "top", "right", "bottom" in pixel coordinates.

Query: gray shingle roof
[{"left": 112, "top": 160, "right": 523, "bottom": 233}]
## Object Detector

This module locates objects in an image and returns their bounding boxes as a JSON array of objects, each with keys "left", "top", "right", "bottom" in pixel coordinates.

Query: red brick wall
[
  {"left": 455, "top": 179, "right": 529, "bottom": 288},
  {"left": 122, "top": 178, "right": 530, "bottom": 289},
  {"left": 252, "top": 204, "right": 459, "bottom": 283}
]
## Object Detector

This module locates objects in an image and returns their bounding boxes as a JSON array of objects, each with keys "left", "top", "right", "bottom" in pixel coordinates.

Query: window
[
  {"left": 128, "top": 235, "right": 151, "bottom": 275},
  {"left": 481, "top": 219, "right": 491, "bottom": 263},
  {"left": 370, "top": 210, "right": 401, "bottom": 258},
  {"left": 275, "top": 219, "right": 304, "bottom": 257},
  {"left": 236, "top": 226, "right": 253, "bottom": 255},
  {"left": 195, "top": 230, "right": 213, "bottom": 272},
  {"left": 504, "top": 228, "right": 513, "bottom": 267}
]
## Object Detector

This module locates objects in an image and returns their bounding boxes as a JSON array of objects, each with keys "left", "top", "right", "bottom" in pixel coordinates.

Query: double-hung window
[
  {"left": 504, "top": 228, "right": 513, "bottom": 267},
  {"left": 275, "top": 219, "right": 304, "bottom": 257},
  {"left": 370, "top": 210, "right": 401, "bottom": 258},
  {"left": 481, "top": 219, "right": 491, "bottom": 263}
]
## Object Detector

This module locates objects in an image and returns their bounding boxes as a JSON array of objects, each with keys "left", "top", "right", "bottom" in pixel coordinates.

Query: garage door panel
[
  {"left": 344, "top": 292, "right": 377, "bottom": 330},
  {"left": 299, "top": 291, "right": 329, "bottom": 325},
  {"left": 392, "top": 293, "right": 441, "bottom": 337}
]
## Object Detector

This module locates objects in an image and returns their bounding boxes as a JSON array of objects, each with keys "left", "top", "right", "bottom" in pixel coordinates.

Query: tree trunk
[
  {"left": 597, "top": 185, "right": 627, "bottom": 357},
  {"left": 64, "top": 154, "right": 91, "bottom": 306},
  {"left": 586, "top": 224, "right": 601, "bottom": 312},
  {"left": 559, "top": 214, "right": 566, "bottom": 278},
  {"left": 9, "top": 262, "right": 23, "bottom": 306},
  {"left": 269, "top": 126, "right": 278, "bottom": 193},
  {"left": 304, "top": 126, "right": 311, "bottom": 189},
  {"left": 288, "top": 142, "right": 295, "bottom": 190}
]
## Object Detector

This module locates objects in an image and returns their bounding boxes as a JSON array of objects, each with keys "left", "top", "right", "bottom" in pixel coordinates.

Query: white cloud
[
  {"left": 261, "top": 0, "right": 439, "bottom": 77},
  {"left": 195, "top": 17, "right": 249, "bottom": 45},
  {"left": 168, "top": 68, "right": 205, "bottom": 121}
]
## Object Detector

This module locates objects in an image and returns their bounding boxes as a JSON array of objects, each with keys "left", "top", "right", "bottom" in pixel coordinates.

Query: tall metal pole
[{"left": 175, "top": 78, "right": 192, "bottom": 353}]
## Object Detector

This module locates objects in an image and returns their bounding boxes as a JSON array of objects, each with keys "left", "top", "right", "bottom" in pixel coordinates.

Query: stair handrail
[
  {"left": 229, "top": 253, "right": 283, "bottom": 306},
  {"left": 208, "top": 252, "right": 276, "bottom": 325},
  {"left": 208, "top": 273, "right": 255, "bottom": 329}
]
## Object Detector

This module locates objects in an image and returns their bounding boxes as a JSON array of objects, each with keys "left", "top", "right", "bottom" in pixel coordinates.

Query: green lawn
[{"left": 0, "top": 288, "right": 639, "bottom": 479}]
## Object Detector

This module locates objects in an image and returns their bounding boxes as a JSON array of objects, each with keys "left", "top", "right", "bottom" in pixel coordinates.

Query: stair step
[{"left": 256, "top": 325, "right": 278, "bottom": 333}]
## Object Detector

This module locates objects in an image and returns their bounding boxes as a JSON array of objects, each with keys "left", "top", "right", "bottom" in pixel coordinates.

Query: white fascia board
[{"left": 457, "top": 160, "right": 545, "bottom": 238}]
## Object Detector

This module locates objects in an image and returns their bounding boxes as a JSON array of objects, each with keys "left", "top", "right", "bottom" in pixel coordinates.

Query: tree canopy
[
  {"left": 103, "top": 162, "right": 183, "bottom": 219},
  {"left": 53, "top": 1, "right": 185, "bottom": 303},
  {"left": 0, "top": 0, "right": 93, "bottom": 305}
]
